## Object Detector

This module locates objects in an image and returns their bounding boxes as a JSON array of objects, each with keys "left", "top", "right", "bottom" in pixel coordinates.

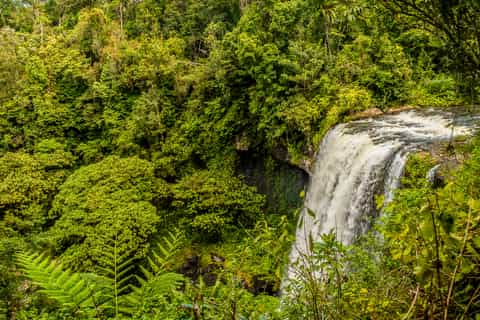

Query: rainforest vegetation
[{"left": 0, "top": 0, "right": 479, "bottom": 319}]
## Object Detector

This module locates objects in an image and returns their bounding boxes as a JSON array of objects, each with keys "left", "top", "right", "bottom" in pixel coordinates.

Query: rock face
[
  {"left": 423, "top": 138, "right": 471, "bottom": 188},
  {"left": 178, "top": 253, "right": 225, "bottom": 286},
  {"left": 249, "top": 275, "right": 278, "bottom": 295},
  {"left": 347, "top": 105, "right": 419, "bottom": 121},
  {"left": 236, "top": 150, "right": 308, "bottom": 213},
  {"left": 270, "top": 143, "right": 314, "bottom": 175},
  {"left": 426, "top": 164, "right": 445, "bottom": 188},
  {"left": 233, "top": 130, "right": 314, "bottom": 174},
  {"left": 347, "top": 108, "right": 384, "bottom": 120},
  {"left": 178, "top": 254, "right": 201, "bottom": 280},
  {"left": 386, "top": 105, "right": 418, "bottom": 114}
]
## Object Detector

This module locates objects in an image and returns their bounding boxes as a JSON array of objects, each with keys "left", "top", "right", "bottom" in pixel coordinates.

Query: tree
[
  {"left": 48, "top": 156, "right": 162, "bottom": 272},
  {"left": 170, "top": 170, "right": 265, "bottom": 242},
  {"left": 380, "top": 0, "right": 480, "bottom": 77},
  {"left": 0, "top": 146, "right": 73, "bottom": 234},
  {"left": 0, "top": 27, "right": 24, "bottom": 108}
]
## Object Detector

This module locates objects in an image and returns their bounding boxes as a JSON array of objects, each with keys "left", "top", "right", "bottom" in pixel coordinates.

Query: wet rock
[
  {"left": 386, "top": 105, "right": 418, "bottom": 114},
  {"left": 271, "top": 143, "right": 314, "bottom": 175},
  {"left": 250, "top": 275, "right": 278, "bottom": 296},
  {"left": 178, "top": 253, "right": 225, "bottom": 285},
  {"left": 179, "top": 254, "right": 201, "bottom": 280},
  {"left": 201, "top": 264, "right": 219, "bottom": 286},
  {"left": 348, "top": 108, "right": 384, "bottom": 120},
  {"left": 236, "top": 151, "right": 308, "bottom": 212},
  {"left": 426, "top": 164, "right": 445, "bottom": 188}
]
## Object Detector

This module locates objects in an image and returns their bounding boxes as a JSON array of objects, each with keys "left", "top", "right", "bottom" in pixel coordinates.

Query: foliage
[
  {"left": 16, "top": 251, "right": 102, "bottom": 318},
  {"left": 0, "top": 236, "right": 28, "bottom": 320},
  {"left": 15, "top": 231, "right": 185, "bottom": 319},
  {"left": 223, "top": 216, "right": 293, "bottom": 293},
  {"left": 381, "top": 143, "right": 480, "bottom": 318},
  {"left": 334, "top": 33, "right": 413, "bottom": 107},
  {"left": 170, "top": 170, "right": 265, "bottom": 242},
  {"left": 0, "top": 0, "right": 478, "bottom": 318},
  {"left": 0, "top": 0, "right": 473, "bottom": 164},
  {"left": 380, "top": 0, "right": 480, "bottom": 79},
  {"left": 0, "top": 150, "right": 73, "bottom": 234},
  {"left": 179, "top": 275, "right": 281, "bottom": 320},
  {"left": 284, "top": 229, "right": 414, "bottom": 319},
  {"left": 0, "top": 300, "right": 5, "bottom": 320},
  {"left": 48, "top": 156, "right": 161, "bottom": 271}
]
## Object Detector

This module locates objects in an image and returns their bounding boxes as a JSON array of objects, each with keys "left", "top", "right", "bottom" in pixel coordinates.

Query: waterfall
[{"left": 287, "top": 108, "right": 478, "bottom": 281}]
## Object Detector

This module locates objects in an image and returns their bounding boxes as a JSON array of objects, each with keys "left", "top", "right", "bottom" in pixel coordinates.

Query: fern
[
  {"left": 0, "top": 299, "right": 7, "bottom": 320},
  {"left": 138, "top": 229, "right": 185, "bottom": 296},
  {"left": 143, "top": 229, "right": 184, "bottom": 277},
  {"left": 125, "top": 272, "right": 184, "bottom": 307},
  {"left": 16, "top": 251, "right": 99, "bottom": 316},
  {"left": 94, "top": 228, "right": 138, "bottom": 318},
  {"left": 124, "top": 230, "right": 185, "bottom": 312},
  {"left": 15, "top": 230, "right": 185, "bottom": 318}
]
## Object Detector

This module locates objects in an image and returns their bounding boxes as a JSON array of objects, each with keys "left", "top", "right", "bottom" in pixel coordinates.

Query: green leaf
[{"left": 306, "top": 208, "right": 316, "bottom": 218}]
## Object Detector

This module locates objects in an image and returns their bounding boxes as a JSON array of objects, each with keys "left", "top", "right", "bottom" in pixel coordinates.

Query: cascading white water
[{"left": 287, "top": 108, "right": 478, "bottom": 281}]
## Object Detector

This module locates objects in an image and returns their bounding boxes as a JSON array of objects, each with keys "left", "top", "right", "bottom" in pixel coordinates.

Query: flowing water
[{"left": 287, "top": 108, "right": 479, "bottom": 281}]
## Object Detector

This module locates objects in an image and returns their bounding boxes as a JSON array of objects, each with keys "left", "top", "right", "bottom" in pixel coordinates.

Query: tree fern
[
  {"left": 0, "top": 299, "right": 7, "bottom": 320},
  {"left": 94, "top": 228, "right": 138, "bottom": 318},
  {"left": 143, "top": 229, "right": 184, "bottom": 278},
  {"left": 124, "top": 230, "right": 185, "bottom": 312},
  {"left": 16, "top": 251, "right": 102, "bottom": 317},
  {"left": 15, "top": 230, "right": 186, "bottom": 318}
]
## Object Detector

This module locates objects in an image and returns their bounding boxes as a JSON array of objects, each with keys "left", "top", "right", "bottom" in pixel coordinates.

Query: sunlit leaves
[
  {"left": 0, "top": 150, "right": 72, "bottom": 234},
  {"left": 382, "top": 144, "right": 480, "bottom": 318},
  {"left": 48, "top": 156, "right": 161, "bottom": 271}
]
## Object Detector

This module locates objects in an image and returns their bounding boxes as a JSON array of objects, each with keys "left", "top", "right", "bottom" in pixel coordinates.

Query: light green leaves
[
  {"left": 16, "top": 251, "right": 98, "bottom": 315},
  {"left": 48, "top": 156, "right": 160, "bottom": 271}
]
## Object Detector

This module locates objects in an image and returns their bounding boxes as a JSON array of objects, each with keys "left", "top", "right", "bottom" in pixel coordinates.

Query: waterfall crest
[{"left": 287, "top": 108, "right": 478, "bottom": 280}]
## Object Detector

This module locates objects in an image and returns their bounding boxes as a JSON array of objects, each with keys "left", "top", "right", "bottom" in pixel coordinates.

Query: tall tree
[{"left": 380, "top": 0, "right": 480, "bottom": 76}]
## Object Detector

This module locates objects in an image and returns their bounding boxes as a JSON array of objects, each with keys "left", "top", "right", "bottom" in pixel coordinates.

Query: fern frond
[
  {"left": 93, "top": 227, "right": 142, "bottom": 318},
  {"left": 16, "top": 251, "right": 96, "bottom": 314},
  {"left": 0, "top": 299, "right": 7, "bottom": 320},
  {"left": 144, "top": 272, "right": 184, "bottom": 295},
  {"left": 139, "top": 265, "right": 154, "bottom": 280},
  {"left": 145, "top": 229, "right": 184, "bottom": 278},
  {"left": 122, "top": 230, "right": 185, "bottom": 313},
  {"left": 122, "top": 272, "right": 184, "bottom": 315}
]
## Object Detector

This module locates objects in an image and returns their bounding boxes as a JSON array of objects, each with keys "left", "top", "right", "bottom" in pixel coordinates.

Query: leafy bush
[
  {"left": 0, "top": 151, "right": 73, "bottom": 234},
  {"left": 381, "top": 142, "right": 480, "bottom": 318},
  {"left": 48, "top": 156, "right": 161, "bottom": 271},
  {"left": 170, "top": 170, "right": 265, "bottom": 242}
]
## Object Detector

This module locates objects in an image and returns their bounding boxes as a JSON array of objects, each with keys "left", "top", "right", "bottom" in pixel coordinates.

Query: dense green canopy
[{"left": 0, "top": 0, "right": 478, "bottom": 319}]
